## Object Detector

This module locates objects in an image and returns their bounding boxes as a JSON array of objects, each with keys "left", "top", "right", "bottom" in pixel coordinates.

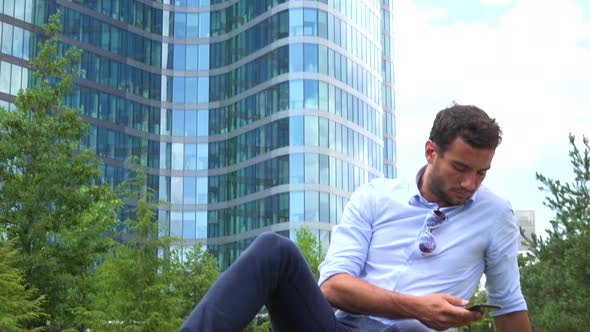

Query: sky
[{"left": 391, "top": 0, "right": 590, "bottom": 236}]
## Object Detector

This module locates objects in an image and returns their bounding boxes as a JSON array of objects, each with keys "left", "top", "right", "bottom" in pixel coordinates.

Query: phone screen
[{"left": 466, "top": 304, "right": 501, "bottom": 312}]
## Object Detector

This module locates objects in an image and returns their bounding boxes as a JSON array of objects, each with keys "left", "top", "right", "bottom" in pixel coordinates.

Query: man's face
[{"left": 425, "top": 137, "right": 495, "bottom": 206}]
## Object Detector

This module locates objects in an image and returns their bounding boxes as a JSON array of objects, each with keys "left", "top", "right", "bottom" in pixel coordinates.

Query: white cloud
[{"left": 392, "top": 0, "right": 590, "bottom": 234}]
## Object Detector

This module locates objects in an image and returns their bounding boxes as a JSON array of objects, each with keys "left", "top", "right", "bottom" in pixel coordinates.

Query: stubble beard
[{"left": 428, "top": 165, "right": 463, "bottom": 206}]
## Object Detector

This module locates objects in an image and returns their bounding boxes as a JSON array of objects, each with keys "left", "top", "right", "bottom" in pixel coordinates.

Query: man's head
[
  {"left": 422, "top": 104, "right": 502, "bottom": 207},
  {"left": 429, "top": 104, "right": 502, "bottom": 154}
]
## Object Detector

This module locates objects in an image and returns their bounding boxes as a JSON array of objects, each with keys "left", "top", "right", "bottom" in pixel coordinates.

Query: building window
[
  {"left": 290, "top": 191, "right": 304, "bottom": 222},
  {"left": 171, "top": 211, "right": 183, "bottom": 238},
  {"left": 304, "top": 80, "right": 318, "bottom": 109},
  {"left": 289, "top": 153, "right": 304, "bottom": 184},
  {"left": 304, "top": 116, "right": 318, "bottom": 146},
  {"left": 172, "top": 143, "right": 184, "bottom": 170},
  {"left": 304, "top": 191, "right": 319, "bottom": 221},
  {"left": 184, "top": 176, "right": 197, "bottom": 205},
  {"left": 171, "top": 176, "right": 183, "bottom": 204},
  {"left": 196, "top": 211, "right": 207, "bottom": 239},
  {"left": 183, "top": 211, "right": 196, "bottom": 240}
]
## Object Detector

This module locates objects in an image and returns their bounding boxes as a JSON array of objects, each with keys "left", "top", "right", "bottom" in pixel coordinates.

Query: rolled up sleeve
[
  {"left": 318, "top": 183, "right": 375, "bottom": 286},
  {"left": 485, "top": 204, "right": 528, "bottom": 316}
]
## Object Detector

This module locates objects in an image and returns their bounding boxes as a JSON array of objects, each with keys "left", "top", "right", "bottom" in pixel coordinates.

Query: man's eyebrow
[
  {"left": 451, "top": 160, "right": 491, "bottom": 172},
  {"left": 451, "top": 160, "right": 471, "bottom": 169}
]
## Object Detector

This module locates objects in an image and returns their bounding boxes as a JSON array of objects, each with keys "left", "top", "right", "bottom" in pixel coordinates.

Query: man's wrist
[{"left": 388, "top": 292, "right": 422, "bottom": 320}]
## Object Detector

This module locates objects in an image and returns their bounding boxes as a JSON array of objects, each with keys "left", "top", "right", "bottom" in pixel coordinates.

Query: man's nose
[{"left": 461, "top": 173, "right": 477, "bottom": 191}]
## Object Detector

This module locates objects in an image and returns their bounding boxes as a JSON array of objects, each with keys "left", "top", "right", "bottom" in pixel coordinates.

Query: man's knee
[{"left": 254, "top": 232, "right": 299, "bottom": 258}]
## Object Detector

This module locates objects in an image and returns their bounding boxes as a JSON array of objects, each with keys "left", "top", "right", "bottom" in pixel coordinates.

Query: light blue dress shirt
[{"left": 318, "top": 168, "right": 527, "bottom": 330}]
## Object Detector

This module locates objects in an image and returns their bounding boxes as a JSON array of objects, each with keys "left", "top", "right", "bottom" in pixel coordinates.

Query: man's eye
[{"left": 453, "top": 164, "right": 468, "bottom": 172}]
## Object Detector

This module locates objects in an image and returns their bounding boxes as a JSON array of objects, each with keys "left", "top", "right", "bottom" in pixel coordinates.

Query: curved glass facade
[{"left": 0, "top": 0, "right": 396, "bottom": 269}]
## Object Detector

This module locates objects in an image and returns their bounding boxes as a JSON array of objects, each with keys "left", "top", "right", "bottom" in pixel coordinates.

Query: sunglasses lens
[
  {"left": 426, "top": 210, "right": 447, "bottom": 228},
  {"left": 418, "top": 231, "right": 436, "bottom": 254},
  {"left": 418, "top": 210, "right": 447, "bottom": 254}
]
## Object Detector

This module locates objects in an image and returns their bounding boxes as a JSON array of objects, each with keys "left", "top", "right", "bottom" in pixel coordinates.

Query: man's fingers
[
  {"left": 456, "top": 308, "right": 484, "bottom": 326},
  {"left": 440, "top": 293, "right": 469, "bottom": 306},
  {"left": 447, "top": 298, "right": 483, "bottom": 327},
  {"left": 419, "top": 293, "right": 485, "bottom": 330}
]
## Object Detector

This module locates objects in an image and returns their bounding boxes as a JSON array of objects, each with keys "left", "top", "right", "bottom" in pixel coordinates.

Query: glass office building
[{"left": 0, "top": 0, "right": 396, "bottom": 268}]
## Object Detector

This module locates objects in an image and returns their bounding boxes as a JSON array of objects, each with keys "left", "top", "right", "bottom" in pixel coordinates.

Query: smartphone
[{"left": 466, "top": 304, "right": 501, "bottom": 312}]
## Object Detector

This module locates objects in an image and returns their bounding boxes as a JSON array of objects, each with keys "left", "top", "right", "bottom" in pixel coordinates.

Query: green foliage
[
  {"left": 166, "top": 242, "right": 219, "bottom": 320},
  {"left": 80, "top": 164, "right": 219, "bottom": 331},
  {"left": 468, "top": 287, "right": 488, "bottom": 305},
  {"left": 243, "top": 317, "right": 270, "bottom": 332},
  {"left": 463, "top": 287, "right": 494, "bottom": 331},
  {"left": 519, "top": 134, "right": 590, "bottom": 331},
  {"left": 295, "top": 226, "right": 326, "bottom": 281},
  {"left": 0, "top": 239, "right": 47, "bottom": 332},
  {"left": 0, "top": 12, "right": 121, "bottom": 330},
  {"left": 80, "top": 165, "right": 181, "bottom": 331}
]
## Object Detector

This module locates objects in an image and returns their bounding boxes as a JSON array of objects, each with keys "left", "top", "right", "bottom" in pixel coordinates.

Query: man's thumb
[{"left": 442, "top": 294, "right": 469, "bottom": 306}]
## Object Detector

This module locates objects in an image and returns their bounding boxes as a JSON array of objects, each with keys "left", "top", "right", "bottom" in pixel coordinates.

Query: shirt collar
[{"left": 408, "top": 165, "right": 477, "bottom": 208}]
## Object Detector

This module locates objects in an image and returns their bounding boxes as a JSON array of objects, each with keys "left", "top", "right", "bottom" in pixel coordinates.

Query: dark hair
[{"left": 429, "top": 104, "right": 502, "bottom": 154}]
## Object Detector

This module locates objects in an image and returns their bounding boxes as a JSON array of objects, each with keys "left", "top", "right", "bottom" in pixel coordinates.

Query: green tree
[
  {"left": 519, "top": 134, "right": 590, "bottom": 331},
  {"left": 295, "top": 226, "right": 326, "bottom": 281},
  {"left": 0, "top": 238, "right": 47, "bottom": 331},
  {"left": 166, "top": 242, "right": 219, "bottom": 320},
  {"left": 468, "top": 287, "right": 488, "bottom": 305},
  {"left": 243, "top": 310, "right": 270, "bottom": 332},
  {"left": 462, "top": 287, "right": 494, "bottom": 332},
  {"left": 79, "top": 165, "right": 184, "bottom": 331},
  {"left": 0, "top": 12, "right": 121, "bottom": 329}
]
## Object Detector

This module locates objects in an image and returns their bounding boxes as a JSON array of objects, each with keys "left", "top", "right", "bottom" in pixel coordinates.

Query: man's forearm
[
  {"left": 320, "top": 273, "right": 419, "bottom": 319},
  {"left": 493, "top": 311, "right": 531, "bottom": 332},
  {"left": 320, "top": 273, "right": 484, "bottom": 330}
]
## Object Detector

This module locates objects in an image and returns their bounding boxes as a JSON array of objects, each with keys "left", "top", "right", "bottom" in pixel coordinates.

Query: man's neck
[
  {"left": 417, "top": 168, "right": 448, "bottom": 207},
  {"left": 417, "top": 168, "right": 430, "bottom": 200}
]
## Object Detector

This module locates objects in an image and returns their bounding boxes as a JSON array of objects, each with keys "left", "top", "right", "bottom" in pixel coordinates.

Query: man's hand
[{"left": 411, "top": 293, "right": 483, "bottom": 331}]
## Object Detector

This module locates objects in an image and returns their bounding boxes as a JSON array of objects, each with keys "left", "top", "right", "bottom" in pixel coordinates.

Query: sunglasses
[{"left": 418, "top": 209, "right": 448, "bottom": 254}]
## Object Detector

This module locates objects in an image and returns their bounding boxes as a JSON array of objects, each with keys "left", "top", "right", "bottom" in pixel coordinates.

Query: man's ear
[{"left": 425, "top": 140, "right": 437, "bottom": 163}]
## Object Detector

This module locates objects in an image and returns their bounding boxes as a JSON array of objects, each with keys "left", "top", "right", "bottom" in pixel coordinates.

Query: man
[{"left": 179, "top": 104, "right": 531, "bottom": 331}]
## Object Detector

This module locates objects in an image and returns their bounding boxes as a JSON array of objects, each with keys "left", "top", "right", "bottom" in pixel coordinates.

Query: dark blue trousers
[{"left": 179, "top": 232, "right": 351, "bottom": 332}]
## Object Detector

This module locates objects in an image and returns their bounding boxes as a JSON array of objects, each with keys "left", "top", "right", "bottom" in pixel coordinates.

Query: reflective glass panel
[
  {"left": 303, "top": 43, "right": 317, "bottom": 73},
  {"left": 196, "top": 211, "right": 207, "bottom": 238},
  {"left": 289, "top": 191, "right": 304, "bottom": 222},
  {"left": 304, "top": 191, "right": 319, "bottom": 221},
  {"left": 183, "top": 212, "right": 196, "bottom": 240},
  {"left": 289, "top": 116, "right": 303, "bottom": 146},
  {"left": 171, "top": 211, "right": 183, "bottom": 237},
  {"left": 289, "top": 153, "right": 304, "bottom": 184},
  {"left": 304, "top": 80, "right": 318, "bottom": 109},
  {"left": 172, "top": 143, "right": 184, "bottom": 170},
  {"left": 2, "top": 23, "right": 13, "bottom": 55},
  {"left": 184, "top": 143, "right": 197, "bottom": 170},
  {"left": 289, "top": 80, "right": 303, "bottom": 109},
  {"left": 197, "top": 76, "right": 208, "bottom": 103},
  {"left": 185, "top": 110, "right": 197, "bottom": 136},
  {"left": 184, "top": 176, "right": 197, "bottom": 204},
  {"left": 196, "top": 176, "right": 208, "bottom": 204},
  {"left": 196, "top": 143, "right": 208, "bottom": 170},
  {"left": 289, "top": 8, "right": 303, "bottom": 36},
  {"left": 171, "top": 176, "right": 183, "bottom": 204},
  {"left": 304, "top": 116, "right": 318, "bottom": 146},
  {"left": 197, "top": 109, "right": 208, "bottom": 136},
  {"left": 305, "top": 153, "right": 319, "bottom": 184},
  {"left": 319, "top": 192, "right": 329, "bottom": 222}
]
